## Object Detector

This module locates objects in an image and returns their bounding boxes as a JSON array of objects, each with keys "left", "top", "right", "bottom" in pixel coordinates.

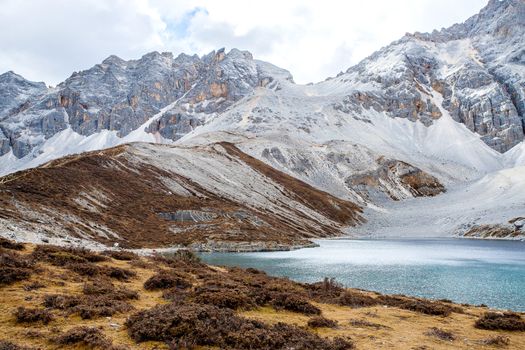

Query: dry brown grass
[{"left": 308, "top": 316, "right": 339, "bottom": 328}]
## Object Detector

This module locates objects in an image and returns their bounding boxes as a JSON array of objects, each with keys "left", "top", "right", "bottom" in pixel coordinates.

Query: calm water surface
[{"left": 199, "top": 239, "right": 525, "bottom": 311}]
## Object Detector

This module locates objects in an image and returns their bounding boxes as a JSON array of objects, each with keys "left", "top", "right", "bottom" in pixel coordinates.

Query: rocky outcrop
[
  {"left": 460, "top": 216, "right": 525, "bottom": 239},
  {"left": 462, "top": 224, "right": 524, "bottom": 239},
  {"left": 0, "top": 0, "right": 523, "bottom": 178},
  {"left": 146, "top": 111, "right": 202, "bottom": 141},
  {"left": 345, "top": 159, "right": 445, "bottom": 201},
  {"left": 0, "top": 71, "right": 47, "bottom": 119}
]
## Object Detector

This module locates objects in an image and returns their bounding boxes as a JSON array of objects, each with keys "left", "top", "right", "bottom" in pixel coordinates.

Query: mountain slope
[
  {"left": 0, "top": 142, "right": 362, "bottom": 249},
  {"left": 313, "top": 0, "right": 524, "bottom": 152}
]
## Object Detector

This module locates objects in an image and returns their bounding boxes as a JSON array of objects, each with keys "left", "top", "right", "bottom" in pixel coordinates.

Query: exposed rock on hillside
[
  {"left": 346, "top": 159, "right": 445, "bottom": 201},
  {"left": 321, "top": 0, "right": 525, "bottom": 152},
  {"left": 461, "top": 217, "right": 525, "bottom": 239}
]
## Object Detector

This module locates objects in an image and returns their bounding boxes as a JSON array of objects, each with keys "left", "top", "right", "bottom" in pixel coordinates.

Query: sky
[{"left": 0, "top": 0, "right": 488, "bottom": 86}]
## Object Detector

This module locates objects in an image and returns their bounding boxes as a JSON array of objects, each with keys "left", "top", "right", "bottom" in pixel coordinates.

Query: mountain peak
[
  {"left": 0, "top": 71, "right": 46, "bottom": 89},
  {"left": 0, "top": 70, "right": 25, "bottom": 82},
  {"left": 101, "top": 55, "right": 125, "bottom": 65},
  {"left": 440, "top": 0, "right": 525, "bottom": 39}
]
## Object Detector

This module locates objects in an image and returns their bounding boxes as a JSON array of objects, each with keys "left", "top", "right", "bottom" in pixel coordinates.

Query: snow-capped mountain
[
  {"left": 0, "top": 0, "right": 524, "bottom": 244},
  {"left": 0, "top": 48, "right": 291, "bottom": 160}
]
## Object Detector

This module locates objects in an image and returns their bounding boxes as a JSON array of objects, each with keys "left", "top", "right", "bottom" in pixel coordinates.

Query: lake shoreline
[
  {"left": 199, "top": 238, "right": 525, "bottom": 312},
  {"left": 131, "top": 236, "right": 525, "bottom": 255}
]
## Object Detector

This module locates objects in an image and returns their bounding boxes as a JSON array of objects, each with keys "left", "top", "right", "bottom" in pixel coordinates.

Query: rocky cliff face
[
  {"left": 0, "top": 72, "right": 48, "bottom": 156},
  {"left": 328, "top": 0, "right": 524, "bottom": 152},
  {"left": 0, "top": 49, "right": 292, "bottom": 158}
]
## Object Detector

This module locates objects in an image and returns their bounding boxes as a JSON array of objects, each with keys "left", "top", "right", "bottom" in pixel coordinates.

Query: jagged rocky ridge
[
  {"left": 0, "top": 48, "right": 291, "bottom": 158},
  {"left": 328, "top": 0, "right": 524, "bottom": 152}
]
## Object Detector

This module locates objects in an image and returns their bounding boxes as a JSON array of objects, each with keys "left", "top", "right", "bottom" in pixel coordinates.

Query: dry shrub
[
  {"left": 83, "top": 279, "right": 139, "bottom": 300},
  {"left": 349, "top": 319, "right": 390, "bottom": 330},
  {"left": 48, "top": 251, "right": 88, "bottom": 265},
  {"left": 0, "top": 238, "right": 24, "bottom": 251},
  {"left": 127, "top": 259, "right": 152, "bottom": 269},
  {"left": 112, "top": 287, "right": 140, "bottom": 301},
  {"left": 307, "top": 316, "right": 338, "bottom": 328},
  {"left": 305, "top": 280, "right": 463, "bottom": 318},
  {"left": 54, "top": 327, "right": 110, "bottom": 348},
  {"left": 67, "top": 262, "right": 100, "bottom": 276},
  {"left": 246, "top": 267, "right": 266, "bottom": 274},
  {"left": 14, "top": 307, "right": 53, "bottom": 324},
  {"left": 475, "top": 312, "right": 525, "bottom": 331},
  {"left": 43, "top": 292, "right": 133, "bottom": 320},
  {"left": 187, "top": 273, "right": 268, "bottom": 308},
  {"left": 305, "top": 277, "right": 345, "bottom": 302},
  {"left": 0, "top": 340, "right": 33, "bottom": 350},
  {"left": 32, "top": 245, "right": 107, "bottom": 266},
  {"left": 481, "top": 335, "right": 511, "bottom": 346},
  {"left": 150, "top": 250, "right": 201, "bottom": 268},
  {"left": 23, "top": 281, "right": 45, "bottom": 291},
  {"left": 31, "top": 245, "right": 113, "bottom": 281},
  {"left": 193, "top": 290, "right": 255, "bottom": 310},
  {"left": 0, "top": 268, "right": 31, "bottom": 286},
  {"left": 83, "top": 279, "right": 114, "bottom": 295},
  {"left": 143, "top": 271, "right": 191, "bottom": 290},
  {"left": 245, "top": 287, "right": 273, "bottom": 306},
  {"left": 65, "top": 262, "right": 135, "bottom": 281},
  {"left": 161, "top": 288, "right": 189, "bottom": 303},
  {"left": 126, "top": 303, "right": 353, "bottom": 349},
  {"left": 171, "top": 249, "right": 201, "bottom": 264},
  {"left": 439, "top": 298, "right": 453, "bottom": 303},
  {"left": 103, "top": 250, "right": 138, "bottom": 261},
  {"left": 0, "top": 250, "right": 34, "bottom": 285},
  {"left": 378, "top": 295, "right": 460, "bottom": 316},
  {"left": 43, "top": 294, "right": 81, "bottom": 309},
  {"left": 104, "top": 266, "right": 136, "bottom": 281},
  {"left": 76, "top": 296, "right": 133, "bottom": 320},
  {"left": 337, "top": 290, "right": 378, "bottom": 308},
  {"left": 424, "top": 327, "right": 456, "bottom": 341},
  {"left": 0, "top": 250, "right": 33, "bottom": 269},
  {"left": 270, "top": 292, "right": 321, "bottom": 315}
]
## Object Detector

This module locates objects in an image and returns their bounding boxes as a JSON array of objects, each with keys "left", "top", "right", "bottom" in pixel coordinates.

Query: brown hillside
[{"left": 0, "top": 142, "right": 363, "bottom": 249}]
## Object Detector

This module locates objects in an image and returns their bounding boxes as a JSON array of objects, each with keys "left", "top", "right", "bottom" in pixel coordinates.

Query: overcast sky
[{"left": 0, "top": 0, "right": 488, "bottom": 85}]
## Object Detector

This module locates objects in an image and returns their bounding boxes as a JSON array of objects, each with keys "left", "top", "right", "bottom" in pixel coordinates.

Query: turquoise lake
[{"left": 199, "top": 239, "right": 525, "bottom": 311}]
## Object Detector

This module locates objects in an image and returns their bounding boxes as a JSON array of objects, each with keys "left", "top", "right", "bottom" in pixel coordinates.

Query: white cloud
[{"left": 0, "top": 0, "right": 488, "bottom": 85}]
